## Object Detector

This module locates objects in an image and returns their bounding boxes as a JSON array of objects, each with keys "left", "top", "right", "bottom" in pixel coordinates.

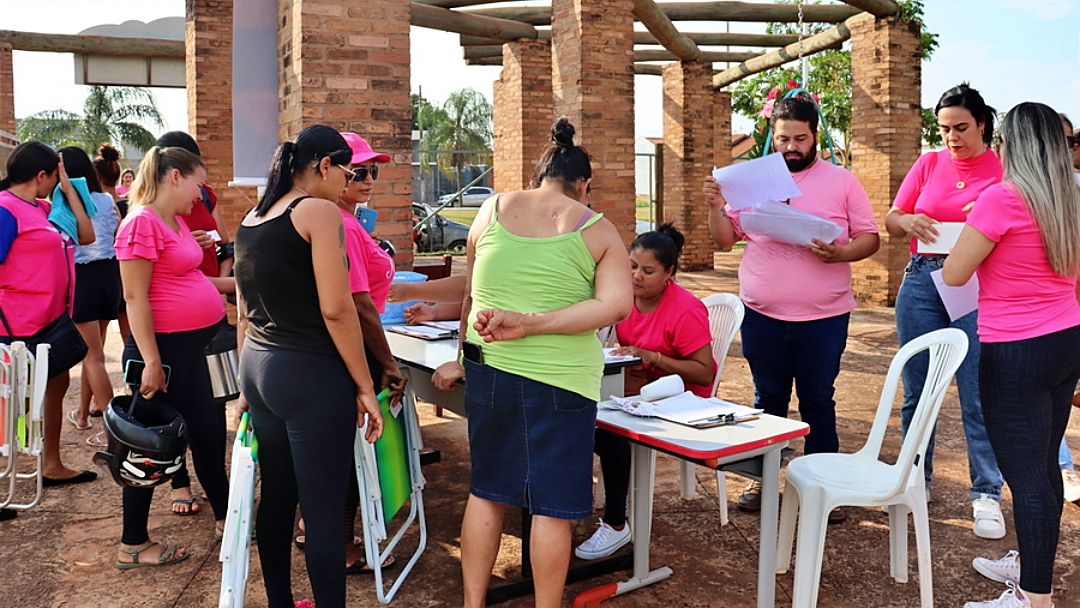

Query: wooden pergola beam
[
  {"left": 465, "top": 55, "right": 693, "bottom": 76},
  {"left": 633, "top": 0, "right": 699, "bottom": 61},
  {"left": 462, "top": 31, "right": 800, "bottom": 47},
  {"left": 460, "top": 32, "right": 550, "bottom": 46},
  {"left": 0, "top": 30, "right": 183, "bottom": 58},
  {"left": 836, "top": 0, "right": 900, "bottom": 18},
  {"left": 636, "top": 49, "right": 761, "bottom": 62},
  {"left": 712, "top": 14, "right": 868, "bottom": 89},
  {"left": 411, "top": 3, "right": 538, "bottom": 40},
  {"left": 415, "top": 0, "right": 521, "bottom": 7},
  {"left": 463, "top": 2, "right": 861, "bottom": 26}
]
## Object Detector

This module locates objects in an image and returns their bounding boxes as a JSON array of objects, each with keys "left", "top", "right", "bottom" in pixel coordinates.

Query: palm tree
[
  {"left": 420, "top": 88, "right": 493, "bottom": 194},
  {"left": 17, "top": 86, "right": 164, "bottom": 155}
]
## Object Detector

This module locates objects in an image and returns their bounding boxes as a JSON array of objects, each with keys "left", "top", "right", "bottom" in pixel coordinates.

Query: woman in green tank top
[{"left": 435, "top": 118, "right": 631, "bottom": 608}]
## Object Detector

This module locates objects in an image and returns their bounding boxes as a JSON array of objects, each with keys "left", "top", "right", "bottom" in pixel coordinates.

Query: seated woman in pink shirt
[
  {"left": 575, "top": 223, "right": 716, "bottom": 560},
  {"left": 944, "top": 102, "right": 1080, "bottom": 608},
  {"left": 113, "top": 146, "right": 227, "bottom": 567}
]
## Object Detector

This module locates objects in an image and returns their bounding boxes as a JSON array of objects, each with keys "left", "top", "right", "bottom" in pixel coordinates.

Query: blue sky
[{"left": 2, "top": 0, "right": 1077, "bottom": 142}]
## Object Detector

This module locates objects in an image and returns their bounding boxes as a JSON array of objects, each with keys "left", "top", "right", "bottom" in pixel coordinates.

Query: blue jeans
[
  {"left": 895, "top": 254, "right": 1003, "bottom": 500},
  {"left": 741, "top": 307, "right": 849, "bottom": 455},
  {"left": 1061, "top": 439, "right": 1075, "bottom": 470}
]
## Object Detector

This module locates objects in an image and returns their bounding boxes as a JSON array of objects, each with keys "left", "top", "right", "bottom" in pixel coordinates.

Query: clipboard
[{"left": 386, "top": 325, "right": 455, "bottom": 341}]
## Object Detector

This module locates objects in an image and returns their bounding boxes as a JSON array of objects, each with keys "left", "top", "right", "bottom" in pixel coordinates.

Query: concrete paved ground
[{"left": 2, "top": 251, "right": 1079, "bottom": 607}]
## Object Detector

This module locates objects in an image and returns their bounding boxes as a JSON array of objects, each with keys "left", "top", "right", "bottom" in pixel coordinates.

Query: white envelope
[
  {"left": 916, "top": 222, "right": 965, "bottom": 255},
  {"left": 931, "top": 269, "right": 979, "bottom": 321}
]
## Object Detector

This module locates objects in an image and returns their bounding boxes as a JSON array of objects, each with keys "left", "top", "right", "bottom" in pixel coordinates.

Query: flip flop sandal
[
  {"left": 295, "top": 535, "right": 362, "bottom": 550},
  {"left": 214, "top": 523, "right": 225, "bottom": 542},
  {"left": 66, "top": 410, "right": 92, "bottom": 431},
  {"left": 115, "top": 541, "right": 191, "bottom": 570},
  {"left": 86, "top": 432, "right": 109, "bottom": 448},
  {"left": 171, "top": 497, "right": 200, "bottom": 516},
  {"left": 345, "top": 553, "right": 395, "bottom": 575}
]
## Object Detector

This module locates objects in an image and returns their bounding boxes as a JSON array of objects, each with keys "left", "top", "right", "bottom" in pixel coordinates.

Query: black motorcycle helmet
[{"left": 93, "top": 394, "right": 188, "bottom": 488}]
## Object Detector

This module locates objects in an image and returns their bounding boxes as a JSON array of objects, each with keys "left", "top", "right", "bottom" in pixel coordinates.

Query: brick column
[
  {"left": 850, "top": 15, "right": 922, "bottom": 306},
  {"left": 0, "top": 44, "right": 14, "bottom": 137},
  {"left": 186, "top": 1, "right": 247, "bottom": 230},
  {"left": 662, "top": 61, "right": 715, "bottom": 271},
  {"left": 279, "top": 0, "right": 413, "bottom": 267},
  {"left": 713, "top": 90, "right": 732, "bottom": 171},
  {"left": 493, "top": 39, "right": 552, "bottom": 193},
  {"left": 551, "top": 0, "right": 636, "bottom": 244}
]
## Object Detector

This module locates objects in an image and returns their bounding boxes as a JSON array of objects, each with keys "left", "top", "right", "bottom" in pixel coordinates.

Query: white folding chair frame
[
  {"left": 218, "top": 435, "right": 257, "bottom": 608},
  {"left": 0, "top": 342, "right": 47, "bottom": 511}
]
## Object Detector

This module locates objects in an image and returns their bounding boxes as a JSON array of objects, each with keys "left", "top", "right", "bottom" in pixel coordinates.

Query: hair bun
[
  {"left": 97, "top": 144, "right": 120, "bottom": 162},
  {"left": 551, "top": 117, "right": 576, "bottom": 148}
]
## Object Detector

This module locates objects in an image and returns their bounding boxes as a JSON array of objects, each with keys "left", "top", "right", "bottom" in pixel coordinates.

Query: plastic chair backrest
[
  {"left": 702, "top": 293, "right": 745, "bottom": 398},
  {"left": 855, "top": 327, "right": 968, "bottom": 497}
]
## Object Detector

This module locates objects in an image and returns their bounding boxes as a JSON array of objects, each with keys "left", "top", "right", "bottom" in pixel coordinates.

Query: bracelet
[{"left": 654, "top": 351, "right": 662, "bottom": 366}]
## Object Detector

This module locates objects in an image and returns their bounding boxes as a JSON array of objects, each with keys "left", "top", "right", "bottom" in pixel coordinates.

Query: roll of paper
[{"left": 639, "top": 374, "right": 684, "bottom": 402}]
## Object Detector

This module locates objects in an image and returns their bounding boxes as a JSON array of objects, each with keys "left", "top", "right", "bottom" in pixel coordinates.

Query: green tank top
[{"left": 466, "top": 200, "right": 606, "bottom": 400}]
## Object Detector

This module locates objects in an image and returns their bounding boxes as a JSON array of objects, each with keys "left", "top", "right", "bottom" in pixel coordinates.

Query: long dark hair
[
  {"left": 532, "top": 117, "right": 592, "bottom": 192},
  {"left": 257, "top": 125, "right": 352, "bottom": 216},
  {"left": 631, "top": 222, "right": 685, "bottom": 274},
  {"left": 0, "top": 141, "right": 59, "bottom": 191},
  {"left": 936, "top": 83, "right": 996, "bottom": 148},
  {"left": 58, "top": 146, "right": 103, "bottom": 193},
  {"left": 94, "top": 144, "right": 122, "bottom": 188},
  {"left": 156, "top": 131, "right": 201, "bottom": 157}
]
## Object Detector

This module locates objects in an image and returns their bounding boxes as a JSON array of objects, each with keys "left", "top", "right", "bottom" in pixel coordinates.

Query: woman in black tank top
[{"left": 233, "top": 125, "right": 383, "bottom": 608}]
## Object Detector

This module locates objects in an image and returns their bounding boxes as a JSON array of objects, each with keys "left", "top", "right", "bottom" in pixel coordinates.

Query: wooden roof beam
[
  {"left": 0, "top": 30, "right": 183, "bottom": 58},
  {"left": 633, "top": 0, "right": 699, "bottom": 61},
  {"left": 464, "top": 55, "right": 698, "bottom": 77},
  {"left": 712, "top": 14, "right": 868, "bottom": 89},
  {"left": 462, "top": 31, "right": 800, "bottom": 47},
  {"left": 462, "top": 2, "right": 861, "bottom": 26},
  {"left": 464, "top": 45, "right": 760, "bottom": 63},
  {"left": 411, "top": 3, "right": 538, "bottom": 40},
  {"left": 836, "top": 0, "right": 900, "bottom": 18}
]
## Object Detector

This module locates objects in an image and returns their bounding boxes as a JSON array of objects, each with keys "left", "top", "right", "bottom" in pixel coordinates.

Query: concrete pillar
[
  {"left": 662, "top": 61, "right": 715, "bottom": 271},
  {"left": 493, "top": 39, "right": 552, "bottom": 193},
  {"left": 850, "top": 15, "right": 922, "bottom": 306},
  {"left": 551, "top": 0, "right": 636, "bottom": 244},
  {"left": 278, "top": 0, "right": 413, "bottom": 266},
  {"left": 0, "top": 44, "right": 13, "bottom": 137}
]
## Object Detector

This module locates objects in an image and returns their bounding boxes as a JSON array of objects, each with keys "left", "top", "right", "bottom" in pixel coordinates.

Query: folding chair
[
  {"left": 218, "top": 412, "right": 258, "bottom": 608},
  {"left": 355, "top": 387, "right": 428, "bottom": 603},
  {"left": 0, "top": 342, "right": 48, "bottom": 511}
]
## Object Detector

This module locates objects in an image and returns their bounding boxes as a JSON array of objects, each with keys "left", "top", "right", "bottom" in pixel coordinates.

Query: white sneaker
[
  {"left": 963, "top": 581, "right": 1050, "bottom": 608},
  {"left": 1063, "top": 468, "right": 1080, "bottom": 504},
  {"left": 972, "top": 494, "right": 1007, "bottom": 539},
  {"left": 973, "top": 549, "right": 1021, "bottom": 585},
  {"left": 574, "top": 519, "right": 631, "bottom": 560}
]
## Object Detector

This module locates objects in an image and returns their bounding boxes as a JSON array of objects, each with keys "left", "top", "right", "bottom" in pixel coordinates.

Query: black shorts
[{"left": 72, "top": 258, "right": 122, "bottom": 323}]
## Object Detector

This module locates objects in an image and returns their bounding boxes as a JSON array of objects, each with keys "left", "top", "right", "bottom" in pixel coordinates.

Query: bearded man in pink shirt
[{"left": 703, "top": 97, "right": 880, "bottom": 523}]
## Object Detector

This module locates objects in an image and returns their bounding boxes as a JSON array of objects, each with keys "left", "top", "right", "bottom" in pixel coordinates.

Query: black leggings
[
  {"left": 241, "top": 342, "right": 357, "bottom": 608},
  {"left": 980, "top": 325, "right": 1080, "bottom": 594},
  {"left": 594, "top": 429, "right": 631, "bottom": 528},
  {"left": 120, "top": 323, "right": 227, "bottom": 545}
]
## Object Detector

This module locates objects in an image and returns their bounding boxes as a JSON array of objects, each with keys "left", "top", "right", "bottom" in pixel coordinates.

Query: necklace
[
  {"left": 792, "top": 158, "right": 818, "bottom": 186},
  {"left": 948, "top": 155, "right": 978, "bottom": 189}
]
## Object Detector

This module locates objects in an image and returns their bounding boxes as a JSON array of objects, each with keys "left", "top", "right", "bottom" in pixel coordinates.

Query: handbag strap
[{"left": 0, "top": 303, "right": 14, "bottom": 338}]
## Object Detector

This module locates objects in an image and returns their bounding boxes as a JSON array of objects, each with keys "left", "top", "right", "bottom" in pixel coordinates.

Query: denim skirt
[{"left": 463, "top": 359, "right": 597, "bottom": 520}]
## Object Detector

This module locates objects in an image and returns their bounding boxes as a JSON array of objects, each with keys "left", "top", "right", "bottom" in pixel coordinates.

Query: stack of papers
[
  {"left": 421, "top": 320, "right": 460, "bottom": 332},
  {"left": 738, "top": 200, "right": 844, "bottom": 247},
  {"left": 387, "top": 325, "right": 455, "bottom": 340},
  {"left": 602, "top": 391, "right": 763, "bottom": 426},
  {"left": 602, "top": 347, "right": 639, "bottom": 364}
]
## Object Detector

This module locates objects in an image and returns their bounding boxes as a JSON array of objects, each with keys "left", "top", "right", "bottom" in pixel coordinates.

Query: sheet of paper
[
  {"left": 916, "top": 222, "right": 965, "bottom": 255},
  {"left": 601, "top": 395, "right": 658, "bottom": 417},
  {"left": 930, "top": 269, "right": 979, "bottom": 322},
  {"left": 421, "top": 320, "right": 460, "bottom": 332},
  {"left": 651, "top": 392, "right": 763, "bottom": 425},
  {"left": 738, "top": 200, "right": 844, "bottom": 246},
  {"left": 387, "top": 325, "right": 454, "bottom": 340},
  {"left": 711, "top": 153, "right": 802, "bottom": 211},
  {"left": 603, "top": 347, "right": 639, "bottom": 364}
]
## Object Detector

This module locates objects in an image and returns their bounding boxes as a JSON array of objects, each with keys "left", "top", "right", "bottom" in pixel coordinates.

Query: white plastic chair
[
  {"left": 677, "top": 294, "right": 744, "bottom": 525},
  {"left": 0, "top": 342, "right": 48, "bottom": 512},
  {"left": 776, "top": 327, "right": 969, "bottom": 608}
]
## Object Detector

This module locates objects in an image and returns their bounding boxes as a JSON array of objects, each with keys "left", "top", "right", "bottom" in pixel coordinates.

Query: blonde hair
[
  {"left": 1000, "top": 102, "right": 1080, "bottom": 277},
  {"left": 128, "top": 146, "right": 204, "bottom": 210}
]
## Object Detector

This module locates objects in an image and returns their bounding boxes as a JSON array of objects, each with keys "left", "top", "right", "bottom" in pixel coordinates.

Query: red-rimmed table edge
[{"left": 596, "top": 419, "right": 809, "bottom": 461}]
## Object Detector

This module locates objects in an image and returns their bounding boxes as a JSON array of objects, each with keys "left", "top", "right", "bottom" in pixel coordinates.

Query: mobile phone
[
  {"left": 462, "top": 341, "right": 484, "bottom": 365},
  {"left": 123, "top": 359, "right": 172, "bottom": 387}
]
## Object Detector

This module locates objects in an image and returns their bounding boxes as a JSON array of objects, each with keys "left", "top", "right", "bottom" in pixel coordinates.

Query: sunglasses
[{"left": 344, "top": 164, "right": 379, "bottom": 183}]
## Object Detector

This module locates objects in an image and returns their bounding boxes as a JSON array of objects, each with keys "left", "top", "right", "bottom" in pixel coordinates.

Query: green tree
[
  {"left": 419, "top": 88, "right": 493, "bottom": 193},
  {"left": 17, "top": 86, "right": 164, "bottom": 154},
  {"left": 730, "top": 0, "right": 939, "bottom": 156}
]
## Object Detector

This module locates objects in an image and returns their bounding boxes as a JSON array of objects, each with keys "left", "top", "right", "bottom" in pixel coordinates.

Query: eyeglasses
[{"left": 345, "top": 165, "right": 379, "bottom": 183}]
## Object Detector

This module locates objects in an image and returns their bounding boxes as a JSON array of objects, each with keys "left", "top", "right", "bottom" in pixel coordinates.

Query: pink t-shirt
[
  {"left": 615, "top": 280, "right": 716, "bottom": 398},
  {"left": 727, "top": 160, "right": 879, "bottom": 322},
  {"left": 340, "top": 208, "right": 394, "bottom": 313},
  {"left": 115, "top": 207, "right": 225, "bottom": 333},
  {"left": 0, "top": 192, "right": 70, "bottom": 335},
  {"left": 893, "top": 149, "right": 1002, "bottom": 254},
  {"left": 966, "top": 183, "right": 1080, "bottom": 343}
]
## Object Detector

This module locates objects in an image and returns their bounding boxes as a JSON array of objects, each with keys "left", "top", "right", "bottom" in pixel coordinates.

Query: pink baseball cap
[{"left": 342, "top": 132, "right": 391, "bottom": 164}]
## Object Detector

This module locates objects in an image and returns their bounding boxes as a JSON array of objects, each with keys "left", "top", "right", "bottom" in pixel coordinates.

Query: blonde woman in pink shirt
[
  {"left": 944, "top": 102, "right": 1080, "bottom": 608},
  {"left": 885, "top": 84, "right": 1007, "bottom": 539}
]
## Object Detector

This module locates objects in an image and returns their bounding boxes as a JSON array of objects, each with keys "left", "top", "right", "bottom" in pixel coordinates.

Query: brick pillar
[
  {"left": 0, "top": 44, "right": 13, "bottom": 137},
  {"left": 493, "top": 39, "right": 552, "bottom": 193},
  {"left": 850, "top": 15, "right": 922, "bottom": 307},
  {"left": 279, "top": 0, "right": 413, "bottom": 267},
  {"left": 662, "top": 61, "right": 715, "bottom": 271},
  {"left": 713, "top": 90, "right": 732, "bottom": 170},
  {"left": 551, "top": 0, "right": 636, "bottom": 245},
  {"left": 186, "top": 1, "right": 247, "bottom": 230}
]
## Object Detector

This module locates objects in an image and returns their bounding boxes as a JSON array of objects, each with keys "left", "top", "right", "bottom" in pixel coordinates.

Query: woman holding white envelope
[{"left": 885, "top": 83, "right": 1006, "bottom": 540}]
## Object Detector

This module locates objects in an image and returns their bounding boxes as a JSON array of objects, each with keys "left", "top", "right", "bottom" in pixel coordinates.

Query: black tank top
[{"left": 234, "top": 196, "right": 336, "bottom": 354}]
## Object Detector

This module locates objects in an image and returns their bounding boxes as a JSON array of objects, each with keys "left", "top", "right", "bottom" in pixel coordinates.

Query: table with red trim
[{"left": 578, "top": 406, "right": 810, "bottom": 608}]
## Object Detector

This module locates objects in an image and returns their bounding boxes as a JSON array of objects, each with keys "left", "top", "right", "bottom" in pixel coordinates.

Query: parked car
[
  {"left": 413, "top": 202, "right": 470, "bottom": 254},
  {"left": 436, "top": 186, "right": 494, "bottom": 208}
]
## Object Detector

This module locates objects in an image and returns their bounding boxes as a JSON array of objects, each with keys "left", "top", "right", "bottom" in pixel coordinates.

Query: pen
[{"left": 688, "top": 413, "right": 759, "bottom": 426}]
